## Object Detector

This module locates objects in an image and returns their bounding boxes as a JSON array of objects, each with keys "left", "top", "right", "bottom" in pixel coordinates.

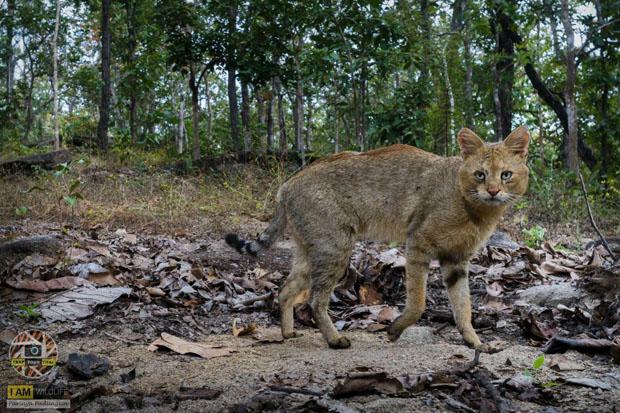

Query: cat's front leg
[{"left": 440, "top": 260, "right": 485, "bottom": 349}]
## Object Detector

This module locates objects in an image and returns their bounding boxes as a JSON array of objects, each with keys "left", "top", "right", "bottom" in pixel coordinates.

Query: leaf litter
[{"left": 0, "top": 223, "right": 618, "bottom": 411}]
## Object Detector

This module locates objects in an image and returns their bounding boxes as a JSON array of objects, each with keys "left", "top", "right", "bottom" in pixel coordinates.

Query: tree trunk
[
  {"left": 498, "top": 12, "right": 597, "bottom": 170},
  {"left": 266, "top": 84, "right": 274, "bottom": 150},
  {"left": 561, "top": 0, "right": 579, "bottom": 173},
  {"left": 204, "top": 74, "right": 213, "bottom": 145},
  {"left": 334, "top": 112, "right": 340, "bottom": 153},
  {"left": 189, "top": 65, "right": 201, "bottom": 162},
  {"left": 442, "top": 44, "right": 455, "bottom": 155},
  {"left": 175, "top": 83, "right": 185, "bottom": 154},
  {"left": 538, "top": 100, "right": 545, "bottom": 168},
  {"left": 360, "top": 64, "right": 367, "bottom": 151},
  {"left": 241, "top": 80, "right": 251, "bottom": 152},
  {"left": 23, "top": 50, "right": 35, "bottom": 143},
  {"left": 416, "top": 0, "right": 431, "bottom": 145},
  {"left": 600, "top": 72, "right": 609, "bottom": 177},
  {"left": 96, "top": 0, "right": 111, "bottom": 152},
  {"left": 463, "top": 31, "right": 474, "bottom": 129},
  {"left": 305, "top": 95, "right": 313, "bottom": 152},
  {"left": 52, "top": 0, "right": 61, "bottom": 150},
  {"left": 256, "top": 86, "right": 266, "bottom": 147},
  {"left": 125, "top": 0, "right": 138, "bottom": 144},
  {"left": 227, "top": 4, "right": 241, "bottom": 151},
  {"left": 274, "top": 76, "right": 287, "bottom": 153},
  {"left": 294, "top": 37, "right": 304, "bottom": 164},
  {"left": 491, "top": 1, "right": 515, "bottom": 140},
  {"left": 5, "top": 0, "right": 15, "bottom": 110}
]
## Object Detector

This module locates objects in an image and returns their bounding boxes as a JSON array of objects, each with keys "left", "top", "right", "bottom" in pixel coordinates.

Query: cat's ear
[
  {"left": 503, "top": 126, "right": 530, "bottom": 158},
  {"left": 458, "top": 128, "right": 484, "bottom": 158}
]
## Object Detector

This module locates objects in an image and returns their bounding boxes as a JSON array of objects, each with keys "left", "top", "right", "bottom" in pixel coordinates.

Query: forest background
[{"left": 0, "top": 0, "right": 618, "bottom": 235}]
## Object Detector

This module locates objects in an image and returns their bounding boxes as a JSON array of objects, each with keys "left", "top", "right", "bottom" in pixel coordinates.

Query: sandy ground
[{"left": 1, "top": 326, "right": 618, "bottom": 412}]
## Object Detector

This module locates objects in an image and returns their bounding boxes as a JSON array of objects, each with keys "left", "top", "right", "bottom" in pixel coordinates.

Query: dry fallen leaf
[
  {"left": 548, "top": 355, "right": 585, "bottom": 371},
  {"left": 332, "top": 371, "right": 406, "bottom": 398},
  {"left": 359, "top": 285, "right": 383, "bottom": 305},
  {"left": 232, "top": 318, "right": 257, "bottom": 337},
  {"left": 377, "top": 306, "right": 399, "bottom": 323},
  {"left": 6, "top": 276, "right": 87, "bottom": 292},
  {"left": 39, "top": 285, "right": 132, "bottom": 322},
  {"left": 146, "top": 287, "right": 166, "bottom": 297},
  {"left": 251, "top": 327, "right": 284, "bottom": 344},
  {"left": 148, "top": 333, "right": 236, "bottom": 359}
]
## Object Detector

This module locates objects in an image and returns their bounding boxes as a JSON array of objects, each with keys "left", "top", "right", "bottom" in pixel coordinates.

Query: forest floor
[{"left": 0, "top": 164, "right": 619, "bottom": 412}]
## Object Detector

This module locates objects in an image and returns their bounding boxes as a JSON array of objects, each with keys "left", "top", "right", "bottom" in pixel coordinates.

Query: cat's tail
[{"left": 225, "top": 185, "right": 288, "bottom": 256}]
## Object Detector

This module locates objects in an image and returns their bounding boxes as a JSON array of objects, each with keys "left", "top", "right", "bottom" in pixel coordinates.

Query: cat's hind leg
[
  {"left": 307, "top": 241, "right": 353, "bottom": 349},
  {"left": 387, "top": 243, "right": 430, "bottom": 341},
  {"left": 279, "top": 249, "right": 310, "bottom": 339}
]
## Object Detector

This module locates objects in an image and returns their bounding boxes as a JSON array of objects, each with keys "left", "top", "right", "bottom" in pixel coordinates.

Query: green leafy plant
[
  {"left": 17, "top": 303, "right": 41, "bottom": 320},
  {"left": 523, "top": 225, "right": 546, "bottom": 248},
  {"left": 15, "top": 206, "right": 28, "bottom": 217},
  {"left": 61, "top": 179, "right": 83, "bottom": 213},
  {"left": 524, "top": 354, "right": 560, "bottom": 388}
]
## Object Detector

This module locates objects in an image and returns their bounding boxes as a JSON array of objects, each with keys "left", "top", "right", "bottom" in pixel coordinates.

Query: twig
[
  {"left": 474, "top": 370, "right": 511, "bottom": 413},
  {"left": 233, "top": 292, "right": 272, "bottom": 308},
  {"left": 438, "top": 391, "right": 476, "bottom": 413},
  {"left": 267, "top": 385, "right": 324, "bottom": 397},
  {"left": 578, "top": 172, "right": 617, "bottom": 261},
  {"left": 103, "top": 332, "right": 143, "bottom": 345}
]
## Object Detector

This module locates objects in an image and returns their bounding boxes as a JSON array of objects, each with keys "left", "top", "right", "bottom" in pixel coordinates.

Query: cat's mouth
[{"left": 482, "top": 198, "right": 506, "bottom": 206}]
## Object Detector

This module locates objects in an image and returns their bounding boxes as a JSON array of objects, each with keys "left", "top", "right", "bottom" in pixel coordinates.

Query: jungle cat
[{"left": 226, "top": 126, "right": 530, "bottom": 351}]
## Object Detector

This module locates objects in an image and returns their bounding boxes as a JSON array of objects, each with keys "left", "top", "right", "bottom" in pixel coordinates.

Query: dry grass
[
  {"left": 0, "top": 160, "right": 289, "bottom": 237},
  {"left": 1, "top": 155, "right": 617, "bottom": 246}
]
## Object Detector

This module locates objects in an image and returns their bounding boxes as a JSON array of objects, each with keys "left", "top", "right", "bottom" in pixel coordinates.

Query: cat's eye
[
  {"left": 474, "top": 171, "right": 486, "bottom": 181},
  {"left": 501, "top": 171, "right": 513, "bottom": 180}
]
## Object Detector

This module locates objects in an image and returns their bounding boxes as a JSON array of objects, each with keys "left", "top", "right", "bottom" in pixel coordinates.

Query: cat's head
[{"left": 457, "top": 126, "right": 530, "bottom": 207}]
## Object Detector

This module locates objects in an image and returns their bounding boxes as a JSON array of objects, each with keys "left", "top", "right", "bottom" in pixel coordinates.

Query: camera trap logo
[{"left": 9, "top": 330, "right": 58, "bottom": 378}]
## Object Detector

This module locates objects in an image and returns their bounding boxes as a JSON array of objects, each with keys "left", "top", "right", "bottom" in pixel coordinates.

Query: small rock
[
  {"left": 399, "top": 327, "right": 434, "bottom": 344},
  {"left": 486, "top": 231, "right": 519, "bottom": 250},
  {"left": 517, "top": 283, "right": 582, "bottom": 307},
  {"left": 67, "top": 352, "right": 110, "bottom": 379},
  {"left": 565, "top": 377, "right": 612, "bottom": 390}
]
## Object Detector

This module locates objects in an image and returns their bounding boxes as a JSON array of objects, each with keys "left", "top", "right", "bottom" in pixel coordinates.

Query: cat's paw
[
  {"left": 328, "top": 336, "right": 351, "bottom": 349},
  {"left": 282, "top": 331, "right": 303, "bottom": 339},
  {"left": 475, "top": 340, "right": 506, "bottom": 354},
  {"left": 386, "top": 319, "right": 403, "bottom": 342}
]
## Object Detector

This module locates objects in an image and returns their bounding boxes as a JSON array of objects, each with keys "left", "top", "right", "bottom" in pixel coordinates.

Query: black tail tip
[{"left": 225, "top": 233, "right": 240, "bottom": 247}]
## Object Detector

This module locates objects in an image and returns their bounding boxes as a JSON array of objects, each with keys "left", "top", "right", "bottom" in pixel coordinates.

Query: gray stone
[
  {"left": 486, "top": 230, "right": 520, "bottom": 250},
  {"left": 398, "top": 326, "right": 435, "bottom": 344},
  {"left": 517, "top": 283, "right": 582, "bottom": 307}
]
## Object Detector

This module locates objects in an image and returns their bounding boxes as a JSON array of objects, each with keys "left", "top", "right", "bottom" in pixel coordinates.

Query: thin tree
[
  {"left": 96, "top": 0, "right": 112, "bottom": 152},
  {"left": 52, "top": 0, "right": 61, "bottom": 150},
  {"left": 6, "top": 0, "right": 16, "bottom": 111},
  {"left": 561, "top": 0, "right": 579, "bottom": 172}
]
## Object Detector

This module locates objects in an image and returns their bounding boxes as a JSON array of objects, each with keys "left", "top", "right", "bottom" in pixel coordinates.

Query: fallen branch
[
  {"left": 0, "top": 150, "right": 71, "bottom": 175},
  {"left": 543, "top": 335, "right": 614, "bottom": 355},
  {"left": 0, "top": 235, "right": 62, "bottom": 276},
  {"left": 578, "top": 172, "right": 617, "bottom": 262}
]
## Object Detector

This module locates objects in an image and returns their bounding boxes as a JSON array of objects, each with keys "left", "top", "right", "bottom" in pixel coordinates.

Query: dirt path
[{"left": 2, "top": 327, "right": 618, "bottom": 412}]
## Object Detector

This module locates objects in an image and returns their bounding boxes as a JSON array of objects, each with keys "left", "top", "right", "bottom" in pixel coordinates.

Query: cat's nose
[{"left": 488, "top": 188, "right": 500, "bottom": 197}]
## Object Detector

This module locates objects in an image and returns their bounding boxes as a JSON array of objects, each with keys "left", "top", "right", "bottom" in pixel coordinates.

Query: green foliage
[
  {"left": 524, "top": 354, "right": 561, "bottom": 389},
  {"left": 17, "top": 303, "right": 41, "bottom": 320},
  {"left": 523, "top": 225, "right": 546, "bottom": 248},
  {"left": 15, "top": 206, "right": 29, "bottom": 217}
]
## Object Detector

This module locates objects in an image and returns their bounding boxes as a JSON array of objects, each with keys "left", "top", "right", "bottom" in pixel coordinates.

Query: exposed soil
[{"left": 0, "top": 218, "right": 618, "bottom": 412}]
